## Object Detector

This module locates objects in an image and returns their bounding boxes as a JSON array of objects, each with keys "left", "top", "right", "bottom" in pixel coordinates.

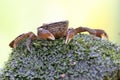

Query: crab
[{"left": 9, "top": 20, "right": 108, "bottom": 53}]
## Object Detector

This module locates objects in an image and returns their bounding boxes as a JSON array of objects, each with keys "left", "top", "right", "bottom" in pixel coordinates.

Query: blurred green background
[{"left": 0, "top": 0, "right": 120, "bottom": 68}]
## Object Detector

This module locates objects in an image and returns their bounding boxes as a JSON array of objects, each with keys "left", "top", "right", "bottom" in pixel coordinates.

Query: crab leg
[
  {"left": 26, "top": 32, "right": 37, "bottom": 53},
  {"left": 9, "top": 34, "right": 24, "bottom": 48},
  {"left": 93, "top": 29, "right": 108, "bottom": 39},
  {"left": 9, "top": 32, "right": 35, "bottom": 48},
  {"left": 81, "top": 27, "right": 108, "bottom": 39},
  {"left": 65, "top": 27, "right": 108, "bottom": 44},
  {"left": 9, "top": 28, "right": 55, "bottom": 53},
  {"left": 65, "top": 27, "right": 90, "bottom": 44},
  {"left": 65, "top": 28, "right": 75, "bottom": 44}
]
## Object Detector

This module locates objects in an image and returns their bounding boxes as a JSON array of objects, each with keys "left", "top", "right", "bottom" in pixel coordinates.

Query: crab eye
[
  {"left": 38, "top": 28, "right": 44, "bottom": 32},
  {"left": 39, "top": 28, "right": 43, "bottom": 30}
]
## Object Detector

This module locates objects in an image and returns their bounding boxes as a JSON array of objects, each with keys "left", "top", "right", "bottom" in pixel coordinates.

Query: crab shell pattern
[{"left": 39, "top": 20, "right": 69, "bottom": 38}]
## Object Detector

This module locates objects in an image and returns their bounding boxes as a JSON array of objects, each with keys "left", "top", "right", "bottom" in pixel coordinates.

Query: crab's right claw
[
  {"left": 65, "top": 28, "right": 75, "bottom": 44},
  {"left": 37, "top": 28, "right": 55, "bottom": 40}
]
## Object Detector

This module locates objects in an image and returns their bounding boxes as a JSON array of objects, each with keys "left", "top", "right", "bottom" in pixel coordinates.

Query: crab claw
[
  {"left": 37, "top": 28, "right": 55, "bottom": 40},
  {"left": 65, "top": 28, "right": 75, "bottom": 44}
]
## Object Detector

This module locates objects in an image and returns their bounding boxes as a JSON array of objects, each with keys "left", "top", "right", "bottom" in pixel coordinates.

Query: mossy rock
[{"left": 0, "top": 34, "right": 120, "bottom": 80}]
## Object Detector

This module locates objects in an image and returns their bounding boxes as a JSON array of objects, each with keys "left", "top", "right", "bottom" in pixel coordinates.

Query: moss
[{"left": 0, "top": 34, "right": 120, "bottom": 80}]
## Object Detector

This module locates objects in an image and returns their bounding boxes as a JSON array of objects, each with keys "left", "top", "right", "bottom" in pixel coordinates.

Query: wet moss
[{"left": 0, "top": 34, "right": 120, "bottom": 80}]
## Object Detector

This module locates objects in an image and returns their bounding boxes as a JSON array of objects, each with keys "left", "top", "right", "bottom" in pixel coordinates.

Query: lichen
[{"left": 0, "top": 34, "right": 120, "bottom": 80}]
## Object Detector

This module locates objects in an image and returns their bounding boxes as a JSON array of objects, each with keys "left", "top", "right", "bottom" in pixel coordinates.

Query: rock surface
[{"left": 0, "top": 34, "right": 120, "bottom": 80}]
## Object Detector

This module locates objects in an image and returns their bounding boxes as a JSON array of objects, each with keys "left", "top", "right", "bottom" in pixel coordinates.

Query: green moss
[{"left": 0, "top": 34, "right": 120, "bottom": 80}]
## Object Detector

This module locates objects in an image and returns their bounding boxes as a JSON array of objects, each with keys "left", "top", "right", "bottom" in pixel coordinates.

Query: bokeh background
[{"left": 0, "top": 0, "right": 120, "bottom": 68}]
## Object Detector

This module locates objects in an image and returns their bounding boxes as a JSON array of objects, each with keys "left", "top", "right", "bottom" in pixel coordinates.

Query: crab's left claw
[
  {"left": 37, "top": 28, "right": 55, "bottom": 40},
  {"left": 65, "top": 28, "right": 75, "bottom": 44}
]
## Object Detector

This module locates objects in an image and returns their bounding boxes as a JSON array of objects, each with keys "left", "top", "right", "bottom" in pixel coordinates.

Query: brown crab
[{"left": 9, "top": 20, "right": 108, "bottom": 53}]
